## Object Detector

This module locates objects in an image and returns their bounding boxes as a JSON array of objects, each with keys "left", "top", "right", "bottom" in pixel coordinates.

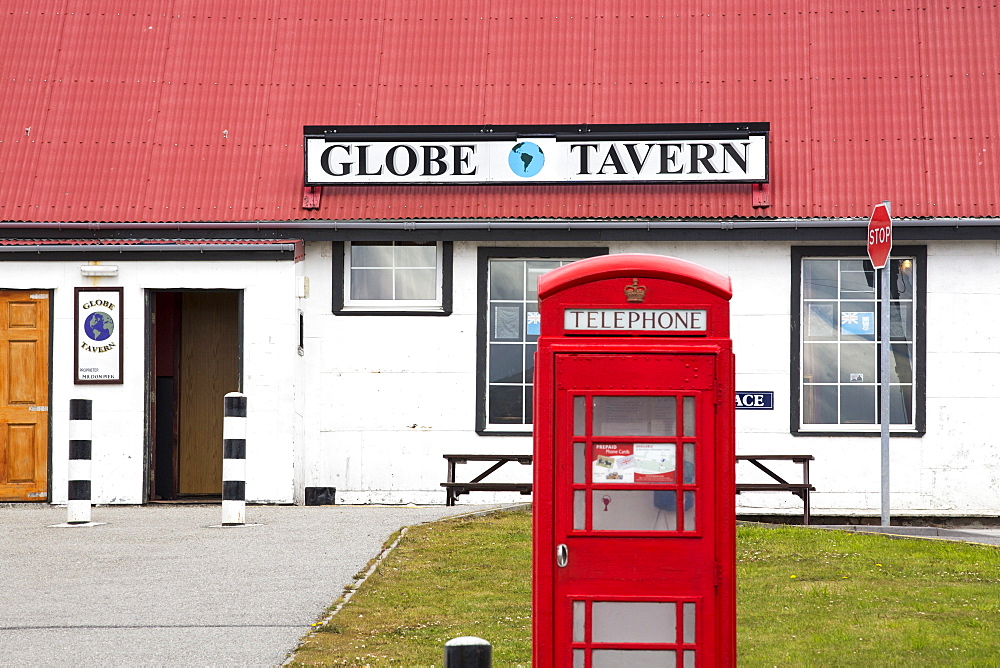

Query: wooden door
[
  {"left": 0, "top": 291, "right": 50, "bottom": 501},
  {"left": 177, "top": 292, "right": 240, "bottom": 495}
]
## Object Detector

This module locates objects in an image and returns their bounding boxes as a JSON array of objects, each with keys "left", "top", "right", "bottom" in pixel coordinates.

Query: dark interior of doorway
[{"left": 150, "top": 291, "right": 241, "bottom": 501}]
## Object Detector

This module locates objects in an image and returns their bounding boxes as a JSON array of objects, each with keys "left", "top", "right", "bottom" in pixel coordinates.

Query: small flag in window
[
  {"left": 527, "top": 311, "right": 541, "bottom": 336},
  {"left": 841, "top": 311, "right": 874, "bottom": 335}
]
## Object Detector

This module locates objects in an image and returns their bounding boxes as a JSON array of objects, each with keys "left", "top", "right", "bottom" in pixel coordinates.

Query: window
[
  {"left": 791, "top": 247, "right": 925, "bottom": 435},
  {"left": 333, "top": 241, "right": 452, "bottom": 315},
  {"left": 477, "top": 248, "right": 607, "bottom": 433}
]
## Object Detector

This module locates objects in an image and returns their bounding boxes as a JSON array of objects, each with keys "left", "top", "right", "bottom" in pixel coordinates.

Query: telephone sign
[{"left": 533, "top": 254, "right": 736, "bottom": 667}]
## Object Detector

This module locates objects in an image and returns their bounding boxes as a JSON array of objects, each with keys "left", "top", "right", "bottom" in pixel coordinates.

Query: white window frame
[
  {"left": 792, "top": 246, "right": 925, "bottom": 436},
  {"left": 476, "top": 247, "right": 607, "bottom": 434},
  {"left": 342, "top": 241, "right": 445, "bottom": 313}
]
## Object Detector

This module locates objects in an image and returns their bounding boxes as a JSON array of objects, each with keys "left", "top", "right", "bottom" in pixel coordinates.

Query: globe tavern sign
[{"left": 304, "top": 123, "right": 769, "bottom": 186}]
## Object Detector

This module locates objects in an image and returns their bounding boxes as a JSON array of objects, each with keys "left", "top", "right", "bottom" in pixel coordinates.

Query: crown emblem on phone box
[{"left": 624, "top": 278, "right": 647, "bottom": 303}]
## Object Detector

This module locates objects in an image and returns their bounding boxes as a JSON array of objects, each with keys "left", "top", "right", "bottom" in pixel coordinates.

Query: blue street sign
[{"left": 736, "top": 391, "right": 774, "bottom": 410}]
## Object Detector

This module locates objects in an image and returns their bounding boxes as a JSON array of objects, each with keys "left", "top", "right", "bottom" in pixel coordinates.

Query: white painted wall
[
  {"left": 3, "top": 257, "right": 299, "bottom": 505},
  {"left": 16, "top": 238, "right": 1000, "bottom": 516},
  {"left": 297, "top": 239, "right": 1000, "bottom": 517}
]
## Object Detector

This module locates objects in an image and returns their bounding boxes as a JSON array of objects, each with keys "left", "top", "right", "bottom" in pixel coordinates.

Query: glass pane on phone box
[
  {"left": 574, "top": 396, "right": 586, "bottom": 436},
  {"left": 683, "top": 397, "right": 696, "bottom": 436},
  {"left": 684, "top": 492, "right": 696, "bottom": 531},
  {"left": 683, "top": 443, "right": 696, "bottom": 483},
  {"left": 574, "top": 490, "right": 586, "bottom": 530},
  {"left": 593, "top": 396, "right": 676, "bottom": 436},
  {"left": 573, "top": 601, "right": 586, "bottom": 642},
  {"left": 593, "top": 490, "right": 676, "bottom": 531},
  {"left": 592, "top": 601, "right": 676, "bottom": 643},
  {"left": 683, "top": 602, "right": 696, "bottom": 643},
  {"left": 592, "top": 650, "right": 676, "bottom": 668}
]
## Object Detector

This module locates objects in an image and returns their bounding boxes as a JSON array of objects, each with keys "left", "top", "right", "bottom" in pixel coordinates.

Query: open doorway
[{"left": 149, "top": 290, "right": 241, "bottom": 501}]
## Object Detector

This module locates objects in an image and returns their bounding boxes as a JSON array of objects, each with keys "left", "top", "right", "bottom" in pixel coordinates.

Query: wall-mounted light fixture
[{"left": 80, "top": 265, "right": 119, "bottom": 277}]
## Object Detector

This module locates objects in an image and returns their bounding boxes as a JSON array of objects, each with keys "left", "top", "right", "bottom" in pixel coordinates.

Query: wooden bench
[
  {"left": 736, "top": 455, "right": 815, "bottom": 525},
  {"left": 441, "top": 454, "right": 534, "bottom": 506},
  {"left": 442, "top": 453, "right": 816, "bottom": 524}
]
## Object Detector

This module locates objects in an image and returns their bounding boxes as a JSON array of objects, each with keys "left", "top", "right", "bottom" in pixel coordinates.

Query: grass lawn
[{"left": 289, "top": 507, "right": 1000, "bottom": 666}]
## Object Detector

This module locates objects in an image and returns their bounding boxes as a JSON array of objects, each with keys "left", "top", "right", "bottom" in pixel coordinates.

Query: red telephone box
[{"left": 533, "top": 254, "right": 735, "bottom": 667}]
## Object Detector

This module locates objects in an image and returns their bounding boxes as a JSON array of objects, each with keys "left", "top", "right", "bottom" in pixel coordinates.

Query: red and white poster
[{"left": 593, "top": 443, "right": 676, "bottom": 483}]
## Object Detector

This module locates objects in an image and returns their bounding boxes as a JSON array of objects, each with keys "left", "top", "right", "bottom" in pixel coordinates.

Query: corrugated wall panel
[{"left": 1, "top": 1, "right": 998, "bottom": 223}]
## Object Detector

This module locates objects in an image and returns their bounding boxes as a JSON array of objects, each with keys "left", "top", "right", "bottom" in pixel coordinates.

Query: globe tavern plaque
[{"left": 304, "top": 123, "right": 769, "bottom": 186}]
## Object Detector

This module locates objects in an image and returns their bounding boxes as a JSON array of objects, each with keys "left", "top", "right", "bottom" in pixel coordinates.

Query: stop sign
[{"left": 867, "top": 203, "right": 892, "bottom": 269}]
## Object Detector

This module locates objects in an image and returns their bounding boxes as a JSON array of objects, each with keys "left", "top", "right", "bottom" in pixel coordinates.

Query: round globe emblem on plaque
[
  {"left": 84, "top": 311, "right": 115, "bottom": 341},
  {"left": 508, "top": 141, "right": 545, "bottom": 177}
]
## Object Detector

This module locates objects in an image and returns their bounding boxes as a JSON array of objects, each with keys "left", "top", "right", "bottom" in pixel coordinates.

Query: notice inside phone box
[{"left": 593, "top": 443, "right": 676, "bottom": 483}]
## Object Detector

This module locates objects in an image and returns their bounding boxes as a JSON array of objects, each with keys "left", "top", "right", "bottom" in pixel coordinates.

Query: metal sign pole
[
  {"left": 880, "top": 262, "right": 891, "bottom": 526},
  {"left": 879, "top": 200, "right": 892, "bottom": 527}
]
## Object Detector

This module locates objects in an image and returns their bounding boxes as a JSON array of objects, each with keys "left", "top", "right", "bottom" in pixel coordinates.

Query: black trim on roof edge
[{"left": 1, "top": 219, "right": 1000, "bottom": 243}]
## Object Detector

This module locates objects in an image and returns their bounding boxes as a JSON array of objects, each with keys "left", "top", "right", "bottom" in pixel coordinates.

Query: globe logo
[
  {"left": 508, "top": 142, "right": 545, "bottom": 177},
  {"left": 84, "top": 311, "right": 115, "bottom": 342}
]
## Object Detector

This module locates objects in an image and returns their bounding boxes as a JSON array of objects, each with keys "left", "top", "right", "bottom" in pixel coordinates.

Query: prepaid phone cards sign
[{"left": 593, "top": 443, "right": 678, "bottom": 483}]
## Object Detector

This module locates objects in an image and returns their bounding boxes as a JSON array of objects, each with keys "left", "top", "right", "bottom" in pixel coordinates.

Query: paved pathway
[
  {"left": 0, "top": 504, "right": 500, "bottom": 667},
  {"left": 817, "top": 524, "right": 1000, "bottom": 546}
]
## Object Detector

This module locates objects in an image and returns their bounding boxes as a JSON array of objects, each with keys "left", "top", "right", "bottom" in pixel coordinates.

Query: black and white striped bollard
[
  {"left": 444, "top": 637, "right": 492, "bottom": 668},
  {"left": 67, "top": 399, "right": 93, "bottom": 524},
  {"left": 222, "top": 392, "right": 247, "bottom": 526}
]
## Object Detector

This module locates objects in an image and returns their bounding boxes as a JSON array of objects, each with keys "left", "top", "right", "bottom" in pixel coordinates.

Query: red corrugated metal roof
[{"left": 1, "top": 2, "right": 997, "bottom": 223}]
